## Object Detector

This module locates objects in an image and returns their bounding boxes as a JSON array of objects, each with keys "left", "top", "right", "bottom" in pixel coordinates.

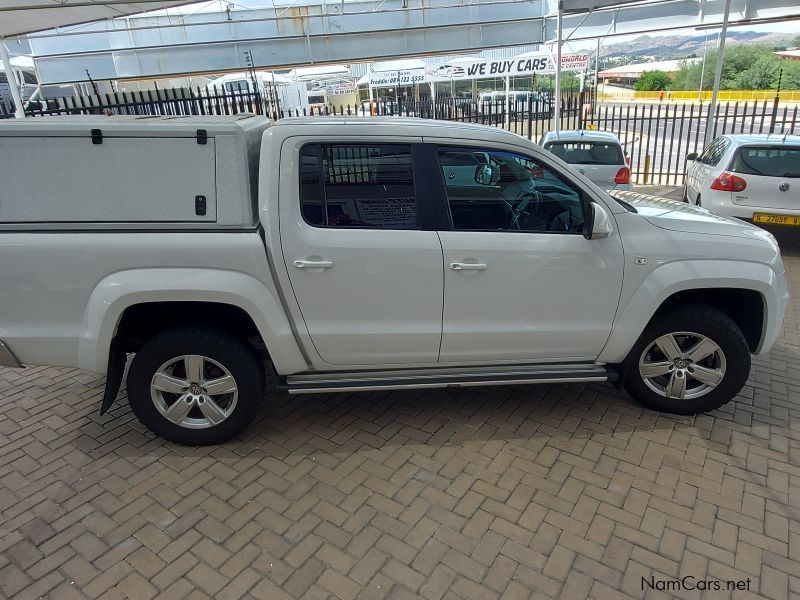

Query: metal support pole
[
  {"left": 704, "top": 0, "right": 731, "bottom": 145},
  {"left": 698, "top": 29, "right": 709, "bottom": 103},
  {"left": 505, "top": 76, "right": 510, "bottom": 128},
  {"left": 0, "top": 39, "right": 25, "bottom": 118},
  {"left": 594, "top": 37, "right": 601, "bottom": 103},
  {"left": 553, "top": 1, "right": 563, "bottom": 138},
  {"left": 368, "top": 73, "right": 374, "bottom": 115}
]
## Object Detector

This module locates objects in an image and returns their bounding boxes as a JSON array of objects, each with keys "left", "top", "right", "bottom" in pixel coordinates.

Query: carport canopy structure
[
  {"left": 0, "top": 0, "right": 780, "bottom": 127},
  {"left": 0, "top": 0, "right": 197, "bottom": 116}
]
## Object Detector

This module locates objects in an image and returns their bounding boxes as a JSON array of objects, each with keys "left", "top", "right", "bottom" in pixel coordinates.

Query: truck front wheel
[
  {"left": 624, "top": 305, "right": 750, "bottom": 415},
  {"left": 127, "top": 327, "right": 265, "bottom": 444}
]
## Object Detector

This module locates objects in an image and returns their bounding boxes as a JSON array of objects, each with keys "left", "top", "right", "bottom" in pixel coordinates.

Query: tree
[
  {"left": 672, "top": 44, "right": 795, "bottom": 91},
  {"left": 734, "top": 54, "right": 780, "bottom": 90},
  {"left": 779, "top": 59, "right": 800, "bottom": 90},
  {"left": 535, "top": 72, "right": 581, "bottom": 91},
  {"left": 634, "top": 70, "right": 672, "bottom": 91}
]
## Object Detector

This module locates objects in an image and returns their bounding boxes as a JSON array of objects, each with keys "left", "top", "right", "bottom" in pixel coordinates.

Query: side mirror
[
  {"left": 686, "top": 152, "right": 698, "bottom": 161},
  {"left": 474, "top": 164, "right": 495, "bottom": 186},
  {"left": 585, "top": 203, "right": 613, "bottom": 240}
]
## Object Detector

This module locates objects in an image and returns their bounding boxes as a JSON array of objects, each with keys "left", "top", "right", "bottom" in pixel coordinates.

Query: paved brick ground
[{"left": 2, "top": 233, "right": 800, "bottom": 600}]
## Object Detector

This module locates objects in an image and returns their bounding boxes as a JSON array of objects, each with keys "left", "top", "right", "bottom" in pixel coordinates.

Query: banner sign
[
  {"left": 425, "top": 53, "right": 589, "bottom": 82},
  {"left": 368, "top": 69, "right": 426, "bottom": 88},
  {"left": 324, "top": 81, "right": 357, "bottom": 95}
]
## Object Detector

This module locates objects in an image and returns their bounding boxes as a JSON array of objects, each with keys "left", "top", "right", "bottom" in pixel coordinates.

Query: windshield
[
  {"left": 546, "top": 141, "right": 624, "bottom": 165},
  {"left": 224, "top": 80, "right": 249, "bottom": 92},
  {"left": 729, "top": 146, "right": 800, "bottom": 178}
]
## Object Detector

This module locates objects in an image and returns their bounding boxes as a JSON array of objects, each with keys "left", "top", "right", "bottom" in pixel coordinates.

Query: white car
[
  {"left": 684, "top": 134, "right": 800, "bottom": 225},
  {"left": 540, "top": 130, "right": 632, "bottom": 192},
  {"left": 0, "top": 116, "right": 788, "bottom": 444},
  {"left": 433, "top": 65, "right": 466, "bottom": 78}
]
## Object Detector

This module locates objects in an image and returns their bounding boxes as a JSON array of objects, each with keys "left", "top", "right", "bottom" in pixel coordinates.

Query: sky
[{"left": 565, "top": 19, "right": 799, "bottom": 52}]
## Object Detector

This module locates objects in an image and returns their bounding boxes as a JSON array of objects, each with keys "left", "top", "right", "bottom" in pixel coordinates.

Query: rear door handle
[
  {"left": 293, "top": 259, "right": 334, "bottom": 269},
  {"left": 450, "top": 262, "right": 488, "bottom": 271}
]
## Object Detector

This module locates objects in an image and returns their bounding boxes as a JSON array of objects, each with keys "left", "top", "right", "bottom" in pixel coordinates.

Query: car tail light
[
  {"left": 614, "top": 167, "right": 630, "bottom": 184},
  {"left": 710, "top": 172, "right": 747, "bottom": 192}
]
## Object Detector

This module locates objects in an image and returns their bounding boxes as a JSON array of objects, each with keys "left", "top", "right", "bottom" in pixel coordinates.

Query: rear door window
[
  {"left": 729, "top": 146, "right": 800, "bottom": 178},
  {"left": 545, "top": 141, "right": 624, "bottom": 165},
  {"left": 300, "top": 144, "right": 419, "bottom": 229}
]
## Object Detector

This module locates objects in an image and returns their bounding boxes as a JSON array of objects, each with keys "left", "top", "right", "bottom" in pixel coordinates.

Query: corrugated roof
[
  {"left": 0, "top": 1, "right": 198, "bottom": 38},
  {"left": 775, "top": 49, "right": 800, "bottom": 60},
  {"left": 599, "top": 58, "right": 700, "bottom": 78}
]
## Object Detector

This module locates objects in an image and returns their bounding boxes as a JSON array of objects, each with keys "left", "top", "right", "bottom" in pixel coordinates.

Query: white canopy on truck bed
[{"left": 0, "top": 114, "right": 269, "bottom": 227}]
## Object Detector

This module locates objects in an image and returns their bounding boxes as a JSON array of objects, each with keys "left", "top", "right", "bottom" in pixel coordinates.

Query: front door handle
[
  {"left": 450, "top": 262, "right": 488, "bottom": 271},
  {"left": 293, "top": 259, "right": 334, "bottom": 269}
]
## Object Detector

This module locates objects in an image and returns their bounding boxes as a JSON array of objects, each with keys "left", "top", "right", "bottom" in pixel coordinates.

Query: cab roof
[{"left": 270, "top": 116, "right": 533, "bottom": 145}]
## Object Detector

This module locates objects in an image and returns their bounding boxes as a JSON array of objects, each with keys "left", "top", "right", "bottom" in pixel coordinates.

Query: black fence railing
[
  {"left": 2, "top": 84, "right": 586, "bottom": 130},
  {"left": 3, "top": 83, "right": 796, "bottom": 186},
  {"left": 8, "top": 84, "right": 281, "bottom": 119},
  {"left": 589, "top": 99, "right": 799, "bottom": 185},
  {"left": 0, "top": 98, "right": 14, "bottom": 118}
]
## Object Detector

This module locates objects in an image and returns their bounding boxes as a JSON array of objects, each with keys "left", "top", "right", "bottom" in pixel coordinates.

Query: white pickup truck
[{"left": 0, "top": 115, "right": 788, "bottom": 444}]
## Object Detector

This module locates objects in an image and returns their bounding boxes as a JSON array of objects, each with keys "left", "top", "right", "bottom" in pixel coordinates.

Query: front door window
[{"left": 438, "top": 147, "right": 586, "bottom": 234}]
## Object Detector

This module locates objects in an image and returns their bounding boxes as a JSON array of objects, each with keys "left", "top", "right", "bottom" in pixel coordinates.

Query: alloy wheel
[
  {"left": 150, "top": 355, "right": 238, "bottom": 429},
  {"left": 638, "top": 331, "right": 726, "bottom": 400}
]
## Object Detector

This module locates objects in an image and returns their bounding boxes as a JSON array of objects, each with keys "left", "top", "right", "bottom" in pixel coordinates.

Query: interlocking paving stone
[{"left": 2, "top": 231, "right": 800, "bottom": 599}]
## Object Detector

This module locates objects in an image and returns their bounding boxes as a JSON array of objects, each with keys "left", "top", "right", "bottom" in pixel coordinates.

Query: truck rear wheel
[
  {"left": 623, "top": 305, "right": 750, "bottom": 415},
  {"left": 127, "top": 327, "right": 265, "bottom": 444}
]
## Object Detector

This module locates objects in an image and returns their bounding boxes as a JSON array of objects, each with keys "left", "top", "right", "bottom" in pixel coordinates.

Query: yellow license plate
[{"left": 753, "top": 213, "right": 800, "bottom": 226}]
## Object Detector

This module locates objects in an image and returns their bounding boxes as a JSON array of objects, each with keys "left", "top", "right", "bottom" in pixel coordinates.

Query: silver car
[{"left": 540, "top": 130, "right": 632, "bottom": 191}]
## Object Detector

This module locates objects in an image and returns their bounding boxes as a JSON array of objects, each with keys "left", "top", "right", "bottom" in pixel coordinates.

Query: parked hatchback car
[
  {"left": 684, "top": 134, "right": 800, "bottom": 225},
  {"left": 540, "top": 130, "right": 632, "bottom": 191}
]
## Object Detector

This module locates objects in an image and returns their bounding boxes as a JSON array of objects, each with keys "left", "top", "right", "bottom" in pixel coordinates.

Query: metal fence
[
  {"left": 589, "top": 99, "right": 799, "bottom": 185},
  {"left": 1, "top": 84, "right": 283, "bottom": 119},
  {"left": 0, "top": 84, "right": 586, "bottom": 132},
  {"left": 2, "top": 83, "right": 797, "bottom": 186}
]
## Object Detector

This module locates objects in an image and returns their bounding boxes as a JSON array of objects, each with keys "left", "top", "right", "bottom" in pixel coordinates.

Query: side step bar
[{"left": 280, "top": 363, "right": 616, "bottom": 395}]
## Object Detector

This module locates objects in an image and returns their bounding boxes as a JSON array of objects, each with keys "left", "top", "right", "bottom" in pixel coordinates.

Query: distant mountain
[{"left": 599, "top": 31, "right": 796, "bottom": 62}]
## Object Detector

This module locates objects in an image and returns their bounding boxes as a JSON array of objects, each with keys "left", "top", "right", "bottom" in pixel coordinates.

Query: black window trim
[
  {"left": 431, "top": 143, "right": 591, "bottom": 235},
  {"left": 298, "top": 141, "right": 436, "bottom": 231}
]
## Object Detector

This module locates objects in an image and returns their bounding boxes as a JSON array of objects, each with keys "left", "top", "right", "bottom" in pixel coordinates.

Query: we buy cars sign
[
  {"left": 369, "top": 69, "right": 427, "bottom": 87},
  {"left": 426, "top": 53, "right": 589, "bottom": 82}
]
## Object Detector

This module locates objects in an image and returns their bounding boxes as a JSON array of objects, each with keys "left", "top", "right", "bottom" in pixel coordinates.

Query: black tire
[
  {"left": 127, "top": 327, "right": 265, "bottom": 445},
  {"left": 695, "top": 194, "right": 701, "bottom": 207},
  {"left": 623, "top": 305, "right": 750, "bottom": 415}
]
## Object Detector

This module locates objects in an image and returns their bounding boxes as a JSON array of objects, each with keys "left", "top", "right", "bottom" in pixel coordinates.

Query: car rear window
[
  {"left": 545, "top": 141, "right": 624, "bottom": 165},
  {"left": 729, "top": 146, "right": 800, "bottom": 178}
]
